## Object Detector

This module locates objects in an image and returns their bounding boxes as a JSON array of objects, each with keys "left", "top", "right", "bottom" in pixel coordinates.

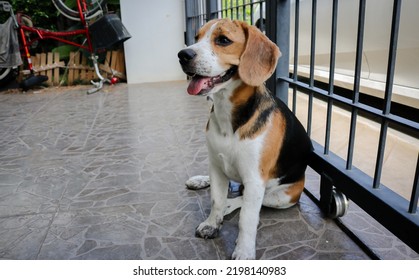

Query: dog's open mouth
[{"left": 187, "top": 66, "right": 237, "bottom": 95}]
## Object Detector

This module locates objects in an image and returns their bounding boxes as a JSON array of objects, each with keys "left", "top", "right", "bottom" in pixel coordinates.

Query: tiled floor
[{"left": 0, "top": 81, "right": 417, "bottom": 259}]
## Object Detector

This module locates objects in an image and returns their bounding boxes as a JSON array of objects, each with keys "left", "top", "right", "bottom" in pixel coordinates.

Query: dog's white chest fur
[{"left": 206, "top": 89, "right": 265, "bottom": 183}]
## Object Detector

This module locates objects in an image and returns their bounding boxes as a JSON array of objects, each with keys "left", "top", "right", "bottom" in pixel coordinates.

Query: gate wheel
[{"left": 328, "top": 189, "right": 349, "bottom": 218}]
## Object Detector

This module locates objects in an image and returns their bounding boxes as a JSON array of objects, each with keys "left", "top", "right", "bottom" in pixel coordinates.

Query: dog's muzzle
[
  {"left": 178, "top": 49, "right": 237, "bottom": 95},
  {"left": 178, "top": 48, "right": 198, "bottom": 76},
  {"left": 178, "top": 49, "right": 196, "bottom": 66}
]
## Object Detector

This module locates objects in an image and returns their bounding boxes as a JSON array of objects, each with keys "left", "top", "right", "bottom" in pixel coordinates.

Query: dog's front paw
[
  {"left": 195, "top": 222, "right": 219, "bottom": 239},
  {"left": 232, "top": 243, "right": 255, "bottom": 260},
  {"left": 186, "top": 176, "right": 210, "bottom": 190}
]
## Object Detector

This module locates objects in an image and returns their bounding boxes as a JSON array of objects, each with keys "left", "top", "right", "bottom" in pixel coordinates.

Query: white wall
[{"left": 120, "top": 0, "right": 186, "bottom": 84}]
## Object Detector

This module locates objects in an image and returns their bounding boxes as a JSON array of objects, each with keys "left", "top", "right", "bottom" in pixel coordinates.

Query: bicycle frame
[
  {"left": 0, "top": 0, "right": 110, "bottom": 93},
  {"left": 17, "top": 0, "right": 95, "bottom": 74}
]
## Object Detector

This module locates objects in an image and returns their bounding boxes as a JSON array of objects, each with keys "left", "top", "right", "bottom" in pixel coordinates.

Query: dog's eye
[{"left": 215, "top": 35, "right": 233, "bottom": 46}]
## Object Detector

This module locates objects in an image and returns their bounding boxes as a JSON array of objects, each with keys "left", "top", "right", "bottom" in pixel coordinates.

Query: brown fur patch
[
  {"left": 196, "top": 19, "right": 219, "bottom": 41},
  {"left": 229, "top": 83, "right": 254, "bottom": 106},
  {"left": 237, "top": 22, "right": 281, "bottom": 86},
  {"left": 230, "top": 85, "right": 276, "bottom": 140},
  {"left": 210, "top": 19, "right": 247, "bottom": 68},
  {"left": 238, "top": 111, "right": 264, "bottom": 139},
  {"left": 285, "top": 177, "right": 305, "bottom": 204},
  {"left": 259, "top": 111, "right": 286, "bottom": 181},
  {"left": 198, "top": 18, "right": 279, "bottom": 83}
]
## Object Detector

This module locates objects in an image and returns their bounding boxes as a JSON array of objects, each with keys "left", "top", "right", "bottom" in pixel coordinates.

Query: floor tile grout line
[
  {"left": 168, "top": 121, "right": 223, "bottom": 260},
  {"left": 0, "top": 210, "right": 57, "bottom": 220},
  {"left": 0, "top": 92, "right": 63, "bottom": 142},
  {"left": 34, "top": 209, "right": 60, "bottom": 260},
  {"left": 35, "top": 173, "right": 74, "bottom": 259},
  {"left": 82, "top": 91, "right": 108, "bottom": 149}
]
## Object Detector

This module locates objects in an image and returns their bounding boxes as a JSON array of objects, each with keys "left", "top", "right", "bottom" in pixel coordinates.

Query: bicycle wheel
[
  {"left": 0, "top": 67, "right": 17, "bottom": 87},
  {"left": 52, "top": 0, "right": 106, "bottom": 21}
]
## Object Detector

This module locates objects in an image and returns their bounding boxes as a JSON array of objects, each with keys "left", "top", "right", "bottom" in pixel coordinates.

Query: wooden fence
[{"left": 20, "top": 49, "right": 126, "bottom": 86}]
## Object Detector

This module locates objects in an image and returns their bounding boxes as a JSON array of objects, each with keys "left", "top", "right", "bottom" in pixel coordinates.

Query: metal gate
[{"left": 183, "top": 0, "right": 419, "bottom": 255}]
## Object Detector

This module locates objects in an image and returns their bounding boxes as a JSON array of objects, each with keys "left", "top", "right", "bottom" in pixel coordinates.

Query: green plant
[
  {"left": 0, "top": 0, "right": 59, "bottom": 30},
  {"left": 0, "top": 0, "right": 121, "bottom": 57}
]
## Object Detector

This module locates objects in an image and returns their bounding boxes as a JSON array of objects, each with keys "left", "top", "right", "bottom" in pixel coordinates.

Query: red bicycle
[{"left": 0, "top": 0, "right": 130, "bottom": 93}]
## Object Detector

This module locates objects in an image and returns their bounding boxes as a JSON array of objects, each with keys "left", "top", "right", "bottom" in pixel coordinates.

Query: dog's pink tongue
[{"left": 187, "top": 76, "right": 211, "bottom": 95}]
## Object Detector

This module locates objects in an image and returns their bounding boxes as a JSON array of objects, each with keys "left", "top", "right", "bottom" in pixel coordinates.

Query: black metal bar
[
  {"left": 409, "top": 154, "right": 419, "bottom": 214},
  {"left": 309, "top": 0, "right": 317, "bottom": 88},
  {"left": 347, "top": 0, "right": 366, "bottom": 170},
  {"left": 265, "top": 0, "right": 275, "bottom": 95},
  {"left": 310, "top": 141, "right": 419, "bottom": 253},
  {"left": 307, "top": 93, "right": 313, "bottom": 137},
  {"left": 373, "top": 0, "right": 402, "bottom": 189},
  {"left": 291, "top": 88, "right": 297, "bottom": 114},
  {"left": 333, "top": 218, "right": 381, "bottom": 260},
  {"left": 236, "top": 0, "right": 239, "bottom": 19},
  {"left": 373, "top": 121, "right": 389, "bottom": 189},
  {"left": 250, "top": 1, "right": 254, "bottom": 25},
  {"left": 206, "top": 0, "right": 218, "bottom": 20},
  {"left": 260, "top": 1, "right": 264, "bottom": 31},
  {"left": 184, "top": 0, "right": 194, "bottom": 46},
  {"left": 351, "top": 0, "right": 366, "bottom": 104},
  {"left": 199, "top": 0, "right": 202, "bottom": 14},
  {"left": 219, "top": 0, "right": 266, "bottom": 22},
  {"left": 319, "top": 173, "right": 334, "bottom": 216},
  {"left": 230, "top": 0, "right": 234, "bottom": 19},
  {"left": 242, "top": 0, "right": 247, "bottom": 22},
  {"left": 265, "top": 0, "right": 287, "bottom": 102},
  {"left": 227, "top": 0, "right": 230, "bottom": 18},
  {"left": 306, "top": 0, "right": 317, "bottom": 137},
  {"left": 303, "top": 187, "right": 381, "bottom": 259},
  {"left": 324, "top": 0, "right": 338, "bottom": 155},
  {"left": 292, "top": 0, "right": 300, "bottom": 114},
  {"left": 279, "top": 77, "right": 419, "bottom": 132},
  {"left": 292, "top": 0, "right": 299, "bottom": 82}
]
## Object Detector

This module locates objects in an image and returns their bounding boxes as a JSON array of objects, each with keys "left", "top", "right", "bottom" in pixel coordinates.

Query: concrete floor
[{"left": 0, "top": 81, "right": 417, "bottom": 259}]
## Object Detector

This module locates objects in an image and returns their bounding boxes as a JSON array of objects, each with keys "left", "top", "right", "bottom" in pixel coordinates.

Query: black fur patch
[
  {"left": 232, "top": 93, "right": 275, "bottom": 138},
  {"left": 274, "top": 97, "right": 313, "bottom": 183}
]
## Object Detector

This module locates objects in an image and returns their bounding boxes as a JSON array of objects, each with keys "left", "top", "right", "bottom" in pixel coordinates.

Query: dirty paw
[
  {"left": 195, "top": 223, "right": 219, "bottom": 239},
  {"left": 186, "top": 176, "right": 210, "bottom": 190}
]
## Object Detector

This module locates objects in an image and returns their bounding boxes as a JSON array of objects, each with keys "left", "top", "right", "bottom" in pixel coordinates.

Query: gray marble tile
[
  {"left": 0, "top": 213, "right": 53, "bottom": 259},
  {"left": 0, "top": 82, "right": 416, "bottom": 260}
]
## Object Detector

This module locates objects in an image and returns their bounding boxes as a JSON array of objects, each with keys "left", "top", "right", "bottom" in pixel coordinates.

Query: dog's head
[{"left": 178, "top": 19, "right": 281, "bottom": 95}]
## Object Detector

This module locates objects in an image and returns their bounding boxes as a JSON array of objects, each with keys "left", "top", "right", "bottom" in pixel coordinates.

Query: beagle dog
[{"left": 178, "top": 19, "right": 313, "bottom": 259}]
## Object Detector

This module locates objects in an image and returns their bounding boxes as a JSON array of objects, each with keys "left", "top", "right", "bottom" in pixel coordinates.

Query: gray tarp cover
[{"left": 0, "top": 17, "right": 22, "bottom": 67}]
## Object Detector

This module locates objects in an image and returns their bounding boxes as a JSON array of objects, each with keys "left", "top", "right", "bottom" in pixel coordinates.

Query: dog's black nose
[{"left": 178, "top": 49, "right": 196, "bottom": 65}]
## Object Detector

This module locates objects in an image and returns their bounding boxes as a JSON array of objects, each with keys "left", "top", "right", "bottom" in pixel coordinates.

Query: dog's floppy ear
[{"left": 238, "top": 22, "right": 281, "bottom": 86}]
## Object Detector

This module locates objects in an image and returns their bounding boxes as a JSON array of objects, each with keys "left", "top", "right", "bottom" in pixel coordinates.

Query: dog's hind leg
[{"left": 263, "top": 176, "right": 305, "bottom": 209}]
